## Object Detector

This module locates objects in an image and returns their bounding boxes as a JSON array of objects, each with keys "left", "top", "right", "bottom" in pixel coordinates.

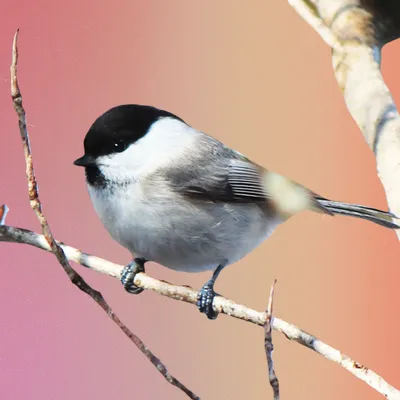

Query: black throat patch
[{"left": 85, "top": 165, "right": 107, "bottom": 188}]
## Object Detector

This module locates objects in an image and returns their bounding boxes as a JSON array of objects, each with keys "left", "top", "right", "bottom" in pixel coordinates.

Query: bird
[{"left": 74, "top": 104, "right": 399, "bottom": 320}]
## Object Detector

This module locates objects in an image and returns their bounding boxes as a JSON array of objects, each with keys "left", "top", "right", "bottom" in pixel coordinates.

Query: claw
[
  {"left": 121, "top": 258, "right": 146, "bottom": 294},
  {"left": 197, "top": 284, "right": 218, "bottom": 320}
]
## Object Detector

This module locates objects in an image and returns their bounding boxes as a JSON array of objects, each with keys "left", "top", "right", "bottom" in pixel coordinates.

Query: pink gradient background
[{"left": 1, "top": 1, "right": 400, "bottom": 399}]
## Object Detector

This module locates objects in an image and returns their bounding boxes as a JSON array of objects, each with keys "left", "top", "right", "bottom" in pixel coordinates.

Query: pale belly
[{"left": 88, "top": 185, "right": 281, "bottom": 272}]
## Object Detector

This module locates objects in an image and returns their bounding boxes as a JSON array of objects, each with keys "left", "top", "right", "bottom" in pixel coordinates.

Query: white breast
[{"left": 89, "top": 180, "right": 281, "bottom": 272}]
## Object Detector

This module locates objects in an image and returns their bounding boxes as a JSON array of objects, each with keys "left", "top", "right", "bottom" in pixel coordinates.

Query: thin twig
[
  {"left": 9, "top": 30, "right": 199, "bottom": 400},
  {"left": 264, "top": 279, "right": 279, "bottom": 400},
  {"left": 1, "top": 225, "right": 400, "bottom": 400}
]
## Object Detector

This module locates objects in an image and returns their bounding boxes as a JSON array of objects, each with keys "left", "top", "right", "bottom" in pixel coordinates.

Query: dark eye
[{"left": 113, "top": 141, "right": 127, "bottom": 152}]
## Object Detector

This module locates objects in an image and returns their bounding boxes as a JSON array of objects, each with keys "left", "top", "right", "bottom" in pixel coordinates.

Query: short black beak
[{"left": 73, "top": 155, "right": 96, "bottom": 167}]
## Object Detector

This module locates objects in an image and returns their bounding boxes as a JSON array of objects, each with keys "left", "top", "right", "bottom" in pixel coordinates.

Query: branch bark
[
  {"left": 288, "top": 0, "right": 400, "bottom": 240},
  {"left": 9, "top": 30, "right": 199, "bottom": 400},
  {"left": 264, "top": 280, "right": 279, "bottom": 400},
  {"left": 1, "top": 223, "right": 400, "bottom": 399}
]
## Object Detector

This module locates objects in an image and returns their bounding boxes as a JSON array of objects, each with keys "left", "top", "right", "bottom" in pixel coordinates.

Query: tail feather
[{"left": 316, "top": 198, "right": 400, "bottom": 229}]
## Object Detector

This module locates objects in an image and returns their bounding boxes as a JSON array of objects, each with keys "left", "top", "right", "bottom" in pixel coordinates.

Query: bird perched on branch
[{"left": 74, "top": 104, "right": 399, "bottom": 319}]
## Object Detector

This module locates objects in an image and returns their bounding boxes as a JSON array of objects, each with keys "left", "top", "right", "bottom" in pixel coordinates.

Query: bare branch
[
  {"left": 264, "top": 280, "right": 279, "bottom": 400},
  {"left": 288, "top": 0, "right": 400, "bottom": 240},
  {"left": 9, "top": 30, "right": 199, "bottom": 400},
  {"left": 1, "top": 225, "right": 399, "bottom": 399}
]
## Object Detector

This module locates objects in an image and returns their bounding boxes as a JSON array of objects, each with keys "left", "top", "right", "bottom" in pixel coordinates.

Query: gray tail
[{"left": 316, "top": 198, "right": 400, "bottom": 229}]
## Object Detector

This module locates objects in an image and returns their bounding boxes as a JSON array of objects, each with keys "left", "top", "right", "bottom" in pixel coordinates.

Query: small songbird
[{"left": 74, "top": 104, "right": 399, "bottom": 319}]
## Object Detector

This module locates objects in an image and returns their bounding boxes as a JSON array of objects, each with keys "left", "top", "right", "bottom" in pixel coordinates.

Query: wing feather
[
  {"left": 166, "top": 154, "right": 267, "bottom": 203},
  {"left": 162, "top": 134, "right": 269, "bottom": 203}
]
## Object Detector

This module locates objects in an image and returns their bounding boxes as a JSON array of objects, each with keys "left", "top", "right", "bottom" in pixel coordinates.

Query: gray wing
[{"left": 164, "top": 135, "right": 268, "bottom": 203}]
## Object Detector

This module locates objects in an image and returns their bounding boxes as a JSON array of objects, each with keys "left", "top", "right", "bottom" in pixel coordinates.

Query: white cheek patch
[
  {"left": 96, "top": 117, "right": 198, "bottom": 182},
  {"left": 97, "top": 143, "right": 147, "bottom": 181}
]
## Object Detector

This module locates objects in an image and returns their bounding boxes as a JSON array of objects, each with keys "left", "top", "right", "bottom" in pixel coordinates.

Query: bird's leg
[
  {"left": 120, "top": 257, "right": 146, "bottom": 294},
  {"left": 197, "top": 264, "right": 226, "bottom": 320}
]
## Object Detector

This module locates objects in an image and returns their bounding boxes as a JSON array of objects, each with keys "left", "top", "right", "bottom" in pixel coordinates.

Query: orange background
[{"left": 1, "top": 1, "right": 399, "bottom": 399}]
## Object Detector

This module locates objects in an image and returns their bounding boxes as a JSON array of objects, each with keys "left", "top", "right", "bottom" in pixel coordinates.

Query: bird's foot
[
  {"left": 197, "top": 283, "right": 220, "bottom": 320},
  {"left": 121, "top": 258, "right": 146, "bottom": 294}
]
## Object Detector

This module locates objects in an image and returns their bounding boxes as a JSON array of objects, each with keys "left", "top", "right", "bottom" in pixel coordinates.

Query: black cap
[{"left": 74, "top": 104, "right": 184, "bottom": 165}]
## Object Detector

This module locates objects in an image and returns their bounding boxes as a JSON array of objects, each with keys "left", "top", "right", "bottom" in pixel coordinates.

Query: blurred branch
[
  {"left": 1, "top": 224, "right": 400, "bottom": 399},
  {"left": 9, "top": 30, "right": 199, "bottom": 400},
  {"left": 264, "top": 280, "right": 279, "bottom": 400},
  {"left": 288, "top": 0, "right": 400, "bottom": 240}
]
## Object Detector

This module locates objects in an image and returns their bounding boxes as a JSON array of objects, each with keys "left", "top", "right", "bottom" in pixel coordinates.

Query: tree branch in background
[
  {"left": 288, "top": 0, "right": 400, "bottom": 239},
  {"left": 9, "top": 30, "right": 199, "bottom": 400},
  {"left": 264, "top": 280, "right": 279, "bottom": 400},
  {"left": 1, "top": 224, "right": 399, "bottom": 399}
]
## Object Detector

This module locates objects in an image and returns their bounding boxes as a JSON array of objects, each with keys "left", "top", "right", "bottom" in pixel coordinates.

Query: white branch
[
  {"left": 288, "top": 0, "right": 400, "bottom": 239},
  {"left": 1, "top": 224, "right": 399, "bottom": 399}
]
